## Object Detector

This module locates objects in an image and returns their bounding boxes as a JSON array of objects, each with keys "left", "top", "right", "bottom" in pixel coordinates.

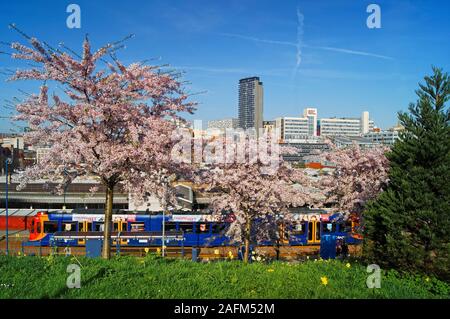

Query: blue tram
[{"left": 27, "top": 208, "right": 362, "bottom": 248}]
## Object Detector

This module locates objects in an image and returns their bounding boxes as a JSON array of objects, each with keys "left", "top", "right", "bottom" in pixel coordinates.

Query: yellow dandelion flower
[
  {"left": 320, "top": 276, "right": 328, "bottom": 286},
  {"left": 346, "top": 263, "right": 351, "bottom": 268},
  {"left": 267, "top": 269, "right": 274, "bottom": 272},
  {"left": 144, "top": 248, "right": 150, "bottom": 254},
  {"left": 214, "top": 249, "right": 220, "bottom": 255},
  {"left": 425, "top": 277, "right": 430, "bottom": 282}
]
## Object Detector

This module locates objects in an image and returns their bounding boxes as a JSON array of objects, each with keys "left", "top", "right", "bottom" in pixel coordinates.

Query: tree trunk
[
  {"left": 243, "top": 215, "right": 251, "bottom": 264},
  {"left": 102, "top": 184, "right": 114, "bottom": 259},
  {"left": 275, "top": 240, "right": 281, "bottom": 261}
]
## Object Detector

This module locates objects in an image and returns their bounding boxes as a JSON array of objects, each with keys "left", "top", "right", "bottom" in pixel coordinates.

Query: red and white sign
[
  {"left": 72, "top": 214, "right": 136, "bottom": 222},
  {"left": 293, "top": 214, "right": 320, "bottom": 222},
  {"left": 170, "top": 214, "right": 220, "bottom": 222}
]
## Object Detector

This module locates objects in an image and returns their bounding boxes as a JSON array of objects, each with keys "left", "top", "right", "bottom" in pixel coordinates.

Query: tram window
[
  {"left": 212, "top": 223, "right": 226, "bottom": 233},
  {"left": 37, "top": 222, "right": 41, "bottom": 234},
  {"left": 62, "top": 222, "right": 77, "bottom": 232},
  {"left": 340, "top": 221, "right": 352, "bottom": 233},
  {"left": 113, "top": 222, "right": 120, "bottom": 231},
  {"left": 315, "top": 222, "right": 320, "bottom": 241},
  {"left": 195, "top": 223, "right": 209, "bottom": 233},
  {"left": 293, "top": 222, "right": 306, "bottom": 235},
  {"left": 178, "top": 223, "right": 194, "bottom": 233},
  {"left": 94, "top": 222, "right": 104, "bottom": 232},
  {"left": 121, "top": 222, "right": 128, "bottom": 231},
  {"left": 43, "top": 221, "right": 58, "bottom": 233},
  {"left": 78, "top": 222, "right": 85, "bottom": 232},
  {"left": 322, "top": 223, "right": 336, "bottom": 233},
  {"left": 86, "top": 222, "right": 92, "bottom": 231},
  {"left": 130, "top": 223, "right": 145, "bottom": 232},
  {"left": 30, "top": 220, "right": 35, "bottom": 233},
  {"left": 308, "top": 222, "right": 313, "bottom": 241},
  {"left": 165, "top": 222, "right": 178, "bottom": 232}
]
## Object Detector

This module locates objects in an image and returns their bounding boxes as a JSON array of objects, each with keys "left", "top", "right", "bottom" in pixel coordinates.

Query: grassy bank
[{"left": 0, "top": 255, "right": 448, "bottom": 299}]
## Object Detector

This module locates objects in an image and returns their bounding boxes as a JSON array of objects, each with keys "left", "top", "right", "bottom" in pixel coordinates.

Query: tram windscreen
[
  {"left": 322, "top": 223, "right": 336, "bottom": 233},
  {"left": 43, "top": 221, "right": 58, "bottom": 233}
]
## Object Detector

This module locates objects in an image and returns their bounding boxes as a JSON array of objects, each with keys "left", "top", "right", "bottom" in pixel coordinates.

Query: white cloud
[{"left": 218, "top": 32, "right": 394, "bottom": 60}]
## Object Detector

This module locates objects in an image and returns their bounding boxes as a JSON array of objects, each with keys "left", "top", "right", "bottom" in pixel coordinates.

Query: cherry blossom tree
[
  {"left": 8, "top": 29, "right": 195, "bottom": 258},
  {"left": 197, "top": 132, "right": 318, "bottom": 263},
  {"left": 318, "top": 143, "right": 390, "bottom": 217}
]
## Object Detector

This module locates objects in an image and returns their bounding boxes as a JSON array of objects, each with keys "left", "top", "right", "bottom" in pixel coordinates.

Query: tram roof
[
  {"left": 0, "top": 209, "right": 45, "bottom": 216},
  {"left": 0, "top": 207, "right": 333, "bottom": 217}
]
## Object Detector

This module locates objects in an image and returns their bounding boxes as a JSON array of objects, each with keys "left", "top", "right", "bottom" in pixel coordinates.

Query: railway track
[{"left": 1, "top": 231, "right": 362, "bottom": 260}]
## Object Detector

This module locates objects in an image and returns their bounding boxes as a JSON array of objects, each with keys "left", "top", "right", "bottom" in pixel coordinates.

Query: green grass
[{"left": 0, "top": 255, "right": 448, "bottom": 299}]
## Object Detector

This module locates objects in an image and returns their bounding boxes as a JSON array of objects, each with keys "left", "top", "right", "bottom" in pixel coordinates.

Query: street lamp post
[
  {"left": 161, "top": 173, "right": 176, "bottom": 258},
  {"left": 5, "top": 158, "right": 12, "bottom": 256},
  {"left": 162, "top": 182, "right": 167, "bottom": 258}
]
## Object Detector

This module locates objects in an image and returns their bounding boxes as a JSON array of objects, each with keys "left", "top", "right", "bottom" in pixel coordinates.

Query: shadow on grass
[{"left": 41, "top": 266, "right": 113, "bottom": 299}]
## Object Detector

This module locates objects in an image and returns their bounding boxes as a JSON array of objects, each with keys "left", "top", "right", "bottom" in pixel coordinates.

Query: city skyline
[
  {"left": 0, "top": 1, "right": 448, "bottom": 303},
  {"left": 1, "top": 0, "right": 450, "bottom": 132}
]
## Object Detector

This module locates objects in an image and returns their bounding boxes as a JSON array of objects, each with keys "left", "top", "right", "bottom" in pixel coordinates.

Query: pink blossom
[
  {"left": 318, "top": 144, "right": 390, "bottom": 216},
  {"left": 9, "top": 35, "right": 196, "bottom": 258}
]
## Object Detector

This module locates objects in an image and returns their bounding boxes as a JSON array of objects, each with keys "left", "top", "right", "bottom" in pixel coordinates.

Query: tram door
[
  {"left": 280, "top": 223, "right": 290, "bottom": 244},
  {"left": 120, "top": 222, "right": 128, "bottom": 245},
  {"left": 307, "top": 218, "right": 321, "bottom": 244},
  {"left": 197, "top": 223, "right": 210, "bottom": 246},
  {"left": 78, "top": 221, "right": 87, "bottom": 246}
]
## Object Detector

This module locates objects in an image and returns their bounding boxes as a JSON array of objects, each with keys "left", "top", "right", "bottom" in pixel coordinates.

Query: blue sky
[{"left": 1, "top": 0, "right": 449, "bottom": 131}]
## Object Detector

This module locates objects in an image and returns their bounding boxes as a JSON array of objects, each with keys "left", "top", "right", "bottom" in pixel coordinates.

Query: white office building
[
  {"left": 1, "top": 136, "right": 24, "bottom": 150},
  {"left": 275, "top": 117, "right": 308, "bottom": 141},
  {"left": 275, "top": 108, "right": 318, "bottom": 142},
  {"left": 360, "top": 111, "right": 370, "bottom": 134},
  {"left": 303, "top": 108, "right": 318, "bottom": 137},
  {"left": 319, "top": 112, "right": 374, "bottom": 137},
  {"left": 364, "top": 125, "right": 403, "bottom": 145},
  {"left": 35, "top": 147, "right": 51, "bottom": 164},
  {"left": 332, "top": 136, "right": 379, "bottom": 149}
]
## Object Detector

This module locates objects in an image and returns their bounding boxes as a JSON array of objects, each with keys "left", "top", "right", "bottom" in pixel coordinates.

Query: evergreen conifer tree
[{"left": 364, "top": 67, "right": 450, "bottom": 280}]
